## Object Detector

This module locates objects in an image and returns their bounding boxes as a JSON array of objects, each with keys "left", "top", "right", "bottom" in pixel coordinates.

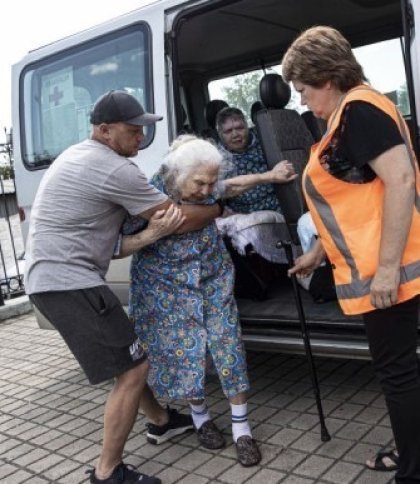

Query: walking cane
[{"left": 278, "top": 239, "right": 331, "bottom": 442}]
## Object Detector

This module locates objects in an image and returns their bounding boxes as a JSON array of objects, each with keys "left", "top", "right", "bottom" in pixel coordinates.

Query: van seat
[
  {"left": 301, "top": 111, "right": 327, "bottom": 142},
  {"left": 255, "top": 73, "right": 314, "bottom": 241}
]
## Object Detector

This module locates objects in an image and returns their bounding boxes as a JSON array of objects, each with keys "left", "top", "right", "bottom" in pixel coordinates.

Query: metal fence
[{"left": 0, "top": 131, "right": 25, "bottom": 305}]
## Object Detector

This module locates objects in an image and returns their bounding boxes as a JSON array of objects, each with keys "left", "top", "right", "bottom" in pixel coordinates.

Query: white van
[{"left": 11, "top": 0, "right": 420, "bottom": 358}]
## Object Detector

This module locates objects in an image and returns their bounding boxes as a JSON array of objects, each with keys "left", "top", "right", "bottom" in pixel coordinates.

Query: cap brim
[{"left": 125, "top": 112, "right": 163, "bottom": 126}]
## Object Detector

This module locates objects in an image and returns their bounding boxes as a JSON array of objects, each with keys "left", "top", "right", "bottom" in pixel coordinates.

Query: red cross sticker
[{"left": 49, "top": 86, "right": 64, "bottom": 106}]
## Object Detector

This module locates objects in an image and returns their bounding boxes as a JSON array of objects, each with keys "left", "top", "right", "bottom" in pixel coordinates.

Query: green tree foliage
[
  {"left": 222, "top": 72, "right": 262, "bottom": 122},
  {"left": 397, "top": 84, "right": 409, "bottom": 116},
  {"left": 0, "top": 165, "right": 14, "bottom": 180}
]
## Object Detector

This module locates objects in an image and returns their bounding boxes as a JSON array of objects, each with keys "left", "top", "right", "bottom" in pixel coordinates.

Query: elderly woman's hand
[
  {"left": 145, "top": 204, "right": 185, "bottom": 243},
  {"left": 269, "top": 160, "right": 298, "bottom": 183}
]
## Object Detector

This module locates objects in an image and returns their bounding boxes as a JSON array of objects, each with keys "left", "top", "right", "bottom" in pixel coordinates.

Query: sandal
[
  {"left": 235, "top": 435, "right": 261, "bottom": 467},
  {"left": 366, "top": 449, "right": 399, "bottom": 472},
  {"left": 195, "top": 420, "right": 226, "bottom": 449}
]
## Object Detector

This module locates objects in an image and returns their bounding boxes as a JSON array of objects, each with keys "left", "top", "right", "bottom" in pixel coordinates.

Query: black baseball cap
[{"left": 90, "top": 90, "right": 163, "bottom": 126}]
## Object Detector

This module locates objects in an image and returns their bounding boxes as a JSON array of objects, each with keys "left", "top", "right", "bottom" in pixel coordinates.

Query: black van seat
[
  {"left": 255, "top": 73, "right": 314, "bottom": 243},
  {"left": 301, "top": 110, "right": 327, "bottom": 142},
  {"left": 201, "top": 99, "right": 228, "bottom": 141},
  {"left": 250, "top": 100, "right": 265, "bottom": 125}
]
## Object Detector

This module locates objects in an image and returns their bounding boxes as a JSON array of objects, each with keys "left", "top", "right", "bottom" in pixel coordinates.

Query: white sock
[
  {"left": 231, "top": 402, "right": 252, "bottom": 442},
  {"left": 190, "top": 402, "right": 211, "bottom": 430}
]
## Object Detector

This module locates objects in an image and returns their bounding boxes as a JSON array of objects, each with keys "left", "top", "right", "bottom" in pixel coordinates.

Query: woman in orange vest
[{"left": 283, "top": 26, "right": 420, "bottom": 482}]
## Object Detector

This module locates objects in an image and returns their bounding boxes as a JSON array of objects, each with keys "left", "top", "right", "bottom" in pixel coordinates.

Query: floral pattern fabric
[
  {"left": 218, "top": 130, "right": 281, "bottom": 213},
  {"left": 123, "top": 172, "right": 250, "bottom": 401}
]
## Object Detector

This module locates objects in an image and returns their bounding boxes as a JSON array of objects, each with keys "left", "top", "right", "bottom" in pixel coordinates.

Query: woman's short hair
[
  {"left": 282, "top": 26, "right": 365, "bottom": 91},
  {"left": 162, "top": 135, "right": 223, "bottom": 193},
  {"left": 216, "top": 107, "right": 248, "bottom": 135}
]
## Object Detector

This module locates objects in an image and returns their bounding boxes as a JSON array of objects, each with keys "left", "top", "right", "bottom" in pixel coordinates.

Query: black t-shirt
[{"left": 320, "top": 101, "right": 404, "bottom": 183}]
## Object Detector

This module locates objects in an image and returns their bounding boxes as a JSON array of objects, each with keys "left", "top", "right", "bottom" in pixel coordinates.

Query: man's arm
[
  {"left": 175, "top": 204, "right": 222, "bottom": 232},
  {"left": 140, "top": 199, "right": 222, "bottom": 233},
  {"left": 116, "top": 204, "right": 185, "bottom": 258},
  {"left": 118, "top": 199, "right": 222, "bottom": 257}
]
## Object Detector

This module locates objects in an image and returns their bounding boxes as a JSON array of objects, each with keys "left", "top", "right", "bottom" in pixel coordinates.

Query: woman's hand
[
  {"left": 288, "top": 239, "right": 325, "bottom": 278},
  {"left": 370, "top": 265, "right": 400, "bottom": 309},
  {"left": 268, "top": 160, "right": 298, "bottom": 183},
  {"left": 144, "top": 204, "right": 185, "bottom": 243},
  {"left": 117, "top": 204, "right": 185, "bottom": 258}
]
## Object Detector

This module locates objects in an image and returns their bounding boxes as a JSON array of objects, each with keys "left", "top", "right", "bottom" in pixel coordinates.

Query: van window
[
  {"left": 20, "top": 23, "right": 153, "bottom": 169},
  {"left": 208, "top": 67, "right": 302, "bottom": 124},
  {"left": 353, "top": 38, "right": 408, "bottom": 115},
  {"left": 209, "top": 38, "right": 408, "bottom": 121}
]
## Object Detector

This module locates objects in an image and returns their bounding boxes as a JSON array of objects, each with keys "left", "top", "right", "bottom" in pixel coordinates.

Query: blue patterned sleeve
[
  {"left": 121, "top": 216, "right": 148, "bottom": 235},
  {"left": 120, "top": 171, "right": 166, "bottom": 235},
  {"left": 149, "top": 172, "right": 167, "bottom": 194}
]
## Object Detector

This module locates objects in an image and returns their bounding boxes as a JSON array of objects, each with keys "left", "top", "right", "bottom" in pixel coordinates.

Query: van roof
[{"left": 174, "top": 0, "right": 401, "bottom": 79}]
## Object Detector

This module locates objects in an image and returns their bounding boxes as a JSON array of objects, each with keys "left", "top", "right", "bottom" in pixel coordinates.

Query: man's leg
[
  {"left": 140, "top": 385, "right": 194, "bottom": 446},
  {"left": 139, "top": 384, "right": 169, "bottom": 426},
  {"left": 95, "top": 360, "right": 149, "bottom": 479},
  {"left": 30, "top": 289, "right": 161, "bottom": 482}
]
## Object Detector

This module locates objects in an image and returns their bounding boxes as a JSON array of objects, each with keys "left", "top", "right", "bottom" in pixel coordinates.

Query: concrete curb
[{"left": 0, "top": 294, "right": 33, "bottom": 321}]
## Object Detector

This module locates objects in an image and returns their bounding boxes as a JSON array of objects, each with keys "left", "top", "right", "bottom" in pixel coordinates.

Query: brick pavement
[{"left": 0, "top": 312, "right": 396, "bottom": 483}]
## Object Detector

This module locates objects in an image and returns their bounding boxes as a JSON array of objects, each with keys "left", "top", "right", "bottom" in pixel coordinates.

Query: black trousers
[{"left": 363, "top": 297, "right": 420, "bottom": 483}]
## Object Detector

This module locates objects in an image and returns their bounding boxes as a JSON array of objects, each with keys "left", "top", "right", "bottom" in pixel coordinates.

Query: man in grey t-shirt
[{"left": 26, "top": 91, "right": 221, "bottom": 484}]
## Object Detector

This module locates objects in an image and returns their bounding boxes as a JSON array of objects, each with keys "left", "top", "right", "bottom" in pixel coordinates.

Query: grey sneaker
[
  {"left": 195, "top": 420, "right": 226, "bottom": 449},
  {"left": 146, "top": 406, "right": 194, "bottom": 445}
]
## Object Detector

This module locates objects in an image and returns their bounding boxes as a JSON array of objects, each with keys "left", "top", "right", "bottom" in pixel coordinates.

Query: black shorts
[{"left": 30, "top": 286, "right": 147, "bottom": 384}]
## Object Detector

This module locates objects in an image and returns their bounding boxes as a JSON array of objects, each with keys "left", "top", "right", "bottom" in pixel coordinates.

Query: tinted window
[{"left": 20, "top": 23, "right": 153, "bottom": 169}]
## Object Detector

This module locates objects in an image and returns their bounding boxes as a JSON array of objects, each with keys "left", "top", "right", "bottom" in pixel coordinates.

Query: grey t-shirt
[{"left": 25, "top": 139, "right": 167, "bottom": 294}]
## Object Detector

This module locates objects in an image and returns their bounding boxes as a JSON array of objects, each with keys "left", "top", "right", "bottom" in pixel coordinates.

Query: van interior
[{"left": 167, "top": 0, "right": 418, "bottom": 358}]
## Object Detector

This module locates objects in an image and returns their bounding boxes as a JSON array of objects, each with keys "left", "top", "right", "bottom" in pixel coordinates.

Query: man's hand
[
  {"left": 267, "top": 160, "right": 298, "bottom": 183},
  {"left": 370, "top": 265, "right": 400, "bottom": 309}
]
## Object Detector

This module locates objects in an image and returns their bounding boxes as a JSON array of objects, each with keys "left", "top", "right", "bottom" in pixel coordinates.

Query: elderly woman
[
  {"left": 216, "top": 106, "right": 281, "bottom": 214},
  {"left": 284, "top": 26, "right": 420, "bottom": 481},
  {"left": 214, "top": 106, "right": 296, "bottom": 298},
  {"left": 123, "top": 135, "right": 295, "bottom": 466}
]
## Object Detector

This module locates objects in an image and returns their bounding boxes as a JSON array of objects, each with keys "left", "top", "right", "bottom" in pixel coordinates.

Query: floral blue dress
[
  {"left": 219, "top": 130, "right": 281, "bottom": 213},
  {"left": 124, "top": 171, "right": 250, "bottom": 401}
]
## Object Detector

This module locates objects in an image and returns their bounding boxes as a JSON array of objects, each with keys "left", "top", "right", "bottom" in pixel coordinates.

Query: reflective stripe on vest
[{"left": 305, "top": 175, "right": 420, "bottom": 300}]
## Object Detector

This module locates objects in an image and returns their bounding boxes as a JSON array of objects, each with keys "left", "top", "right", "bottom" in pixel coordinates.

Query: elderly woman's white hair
[{"left": 161, "top": 135, "right": 223, "bottom": 195}]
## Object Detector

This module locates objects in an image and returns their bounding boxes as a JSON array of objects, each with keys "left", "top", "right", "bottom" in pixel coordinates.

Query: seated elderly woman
[
  {"left": 215, "top": 106, "right": 300, "bottom": 298},
  {"left": 122, "top": 135, "right": 295, "bottom": 467},
  {"left": 216, "top": 106, "right": 280, "bottom": 214}
]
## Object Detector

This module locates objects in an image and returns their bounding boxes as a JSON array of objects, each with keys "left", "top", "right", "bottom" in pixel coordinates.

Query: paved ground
[{"left": 0, "top": 312, "right": 397, "bottom": 484}]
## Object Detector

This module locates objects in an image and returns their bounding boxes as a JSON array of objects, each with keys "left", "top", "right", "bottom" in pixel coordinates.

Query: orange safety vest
[{"left": 303, "top": 85, "right": 420, "bottom": 315}]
